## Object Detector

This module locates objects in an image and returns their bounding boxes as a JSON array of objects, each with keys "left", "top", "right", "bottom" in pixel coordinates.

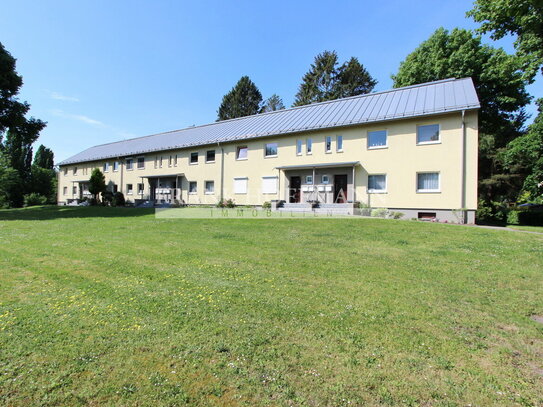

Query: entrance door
[
  {"left": 289, "top": 176, "right": 301, "bottom": 203},
  {"left": 334, "top": 174, "right": 348, "bottom": 203}
]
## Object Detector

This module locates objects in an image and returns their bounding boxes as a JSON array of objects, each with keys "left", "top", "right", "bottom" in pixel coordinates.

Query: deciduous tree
[
  {"left": 88, "top": 168, "right": 106, "bottom": 203},
  {"left": 33, "top": 144, "right": 55, "bottom": 169}
]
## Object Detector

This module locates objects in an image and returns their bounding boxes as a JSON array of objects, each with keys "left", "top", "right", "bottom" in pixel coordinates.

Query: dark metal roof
[{"left": 58, "top": 78, "right": 480, "bottom": 166}]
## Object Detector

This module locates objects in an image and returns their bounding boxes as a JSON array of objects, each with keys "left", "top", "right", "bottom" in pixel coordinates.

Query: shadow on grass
[{"left": 0, "top": 205, "right": 155, "bottom": 221}]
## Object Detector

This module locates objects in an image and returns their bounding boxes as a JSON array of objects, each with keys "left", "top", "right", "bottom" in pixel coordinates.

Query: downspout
[
  {"left": 119, "top": 157, "right": 124, "bottom": 196},
  {"left": 218, "top": 142, "right": 224, "bottom": 201},
  {"left": 461, "top": 110, "right": 467, "bottom": 223}
]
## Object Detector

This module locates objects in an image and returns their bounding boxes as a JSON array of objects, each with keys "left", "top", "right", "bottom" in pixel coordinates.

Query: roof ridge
[{"left": 85, "top": 78, "right": 463, "bottom": 149}]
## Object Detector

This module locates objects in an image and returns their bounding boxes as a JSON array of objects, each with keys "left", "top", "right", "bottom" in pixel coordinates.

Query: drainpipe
[
  {"left": 218, "top": 142, "right": 224, "bottom": 201},
  {"left": 120, "top": 157, "right": 124, "bottom": 196},
  {"left": 461, "top": 110, "right": 467, "bottom": 223}
]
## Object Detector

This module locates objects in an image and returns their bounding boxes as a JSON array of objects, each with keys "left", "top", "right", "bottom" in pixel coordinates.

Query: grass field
[{"left": 1, "top": 206, "right": 542, "bottom": 406}]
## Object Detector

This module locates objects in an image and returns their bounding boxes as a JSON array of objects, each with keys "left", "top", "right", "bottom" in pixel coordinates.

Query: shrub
[
  {"left": 262, "top": 201, "right": 271, "bottom": 209},
  {"left": 392, "top": 211, "right": 404, "bottom": 219},
  {"left": 216, "top": 199, "right": 235, "bottom": 208},
  {"left": 476, "top": 200, "right": 509, "bottom": 224},
  {"left": 371, "top": 208, "right": 389, "bottom": 218},
  {"left": 507, "top": 210, "right": 520, "bottom": 225},
  {"left": 101, "top": 191, "right": 114, "bottom": 206},
  {"left": 112, "top": 192, "right": 125, "bottom": 207},
  {"left": 24, "top": 193, "right": 48, "bottom": 207}
]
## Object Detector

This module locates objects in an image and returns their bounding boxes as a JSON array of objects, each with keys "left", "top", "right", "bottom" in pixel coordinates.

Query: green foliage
[
  {"left": 371, "top": 208, "right": 389, "bottom": 218},
  {"left": 507, "top": 209, "right": 520, "bottom": 225},
  {"left": 217, "top": 76, "right": 262, "bottom": 121},
  {"left": 503, "top": 98, "right": 543, "bottom": 201},
  {"left": 216, "top": 198, "right": 235, "bottom": 208},
  {"left": 33, "top": 144, "right": 54, "bottom": 169},
  {"left": 112, "top": 192, "right": 125, "bottom": 207},
  {"left": 392, "top": 27, "right": 530, "bottom": 205},
  {"left": 23, "top": 192, "right": 48, "bottom": 207},
  {"left": 259, "top": 94, "right": 285, "bottom": 113},
  {"left": 101, "top": 190, "right": 113, "bottom": 206},
  {"left": 88, "top": 168, "right": 106, "bottom": 202},
  {"left": 392, "top": 211, "right": 404, "bottom": 219},
  {"left": 29, "top": 165, "right": 57, "bottom": 203},
  {"left": 0, "top": 162, "right": 22, "bottom": 208},
  {"left": 262, "top": 201, "right": 271, "bottom": 209},
  {"left": 476, "top": 199, "right": 510, "bottom": 224},
  {"left": 468, "top": 0, "right": 543, "bottom": 82},
  {"left": 293, "top": 51, "right": 376, "bottom": 106}
]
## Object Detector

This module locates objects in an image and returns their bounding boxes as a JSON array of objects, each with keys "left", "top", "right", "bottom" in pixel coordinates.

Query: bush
[
  {"left": 112, "top": 192, "right": 125, "bottom": 207},
  {"left": 101, "top": 191, "right": 114, "bottom": 206},
  {"left": 216, "top": 198, "right": 235, "bottom": 208},
  {"left": 24, "top": 193, "right": 48, "bottom": 207},
  {"left": 518, "top": 210, "right": 543, "bottom": 226},
  {"left": 262, "top": 201, "right": 271, "bottom": 209},
  {"left": 507, "top": 210, "right": 520, "bottom": 225},
  {"left": 371, "top": 208, "right": 389, "bottom": 218},
  {"left": 392, "top": 211, "right": 404, "bottom": 219},
  {"left": 476, "top": 200, "right": 509, "bottom": 224}
]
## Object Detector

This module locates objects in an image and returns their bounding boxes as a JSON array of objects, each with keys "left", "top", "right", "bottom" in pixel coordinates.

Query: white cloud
[
  {"left": 50, "top": 109, "right": 105, "bottom": 127},
  {"left": 49, "top": 91, "right": 79, "bottom": 102}
]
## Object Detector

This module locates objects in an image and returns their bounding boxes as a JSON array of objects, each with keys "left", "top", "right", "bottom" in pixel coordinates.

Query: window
[
  {"left": 306, "top": 138, "right": 313, "bottom": 154},
  {"left": 73, "top": 167, "right": 78, "bottom": 175},
  {"left": 417, "top": 172, "right": 440, "bottom": 192},
  {"left": 337, "top": 135, "right": 343, "bottom": 152},
  {"left": 417, "top": 124, "right": 440, "bottom": 144},
  {"left": 236, "top": 146, "right": 248, "bottom": 160},
  {"left": 265, "top": 143, "right": 278, "bottom": 157},
  {"left": 325, "top": 136, "right": 332, "bottom": 153},
  {"left": 205, "top": 181, "right": 215, "bottom": 194},
  {"left": 206, "top": 150, "right": 216, "bottom": 163},
  {"left": 159, "top": 156, "right": 163, "bottom": 168},
  {"left": 368, "top": 174, "right": 387, "bottom": 193},
  {"left": 126, "top": 159, "right": 133, "bottom": 170},
  {"left": 63, "top": 186, "right": 67, "bottom": 195},
  {"left": 113, "top": 161, "right": 119, "bottom": 172},
  {"left": 262, "top": 176, "right": 278, "bottom": 194},
  {"left": 234, "top": 177, "right": 248, "bottom": 194},
  {"left": 103, "top": 162, "right": 109, "bottom": 172},
  {"left": 305, "top": 175, "right": 313, "bottom": 184},
  {"left": 137, "top": 157, "right": 145, "bottom": 169},
  {"left": 368, "top": 130, "right": 387, "bottom": 149},
  {"left": 73, "top": 186, "right": 77, "bottom": 195},
  {"left": 63, "top": 167, "right": 68, "bottom": 175},
  {"left": 154, "top": 156, "right": 158, "bottom": 169},
  {"left": 174, "top": 155, "right": 178, "bottom": 167},
  {"left": 189, "top": 181, "right": 197, "bottom": 194},
  {"left": 137, "top": 183, "right": 144, "bottom": 195},
  {"left": 168, "top": 155, "right": 172, "bottom": 167},
  {"left": 322, "top": 175, "right": 330, "bottom": 184},
  {"left": 190, "top": 152, "right": 198, "bottom": 164},
  {"left": 296, "top": 139, "right": 303, "bottom": 155},
  {"left": 418, "top": 212, "right": 437, "bottom": 220},
  {"left": 126, "top": 184, "right": 133, "bottom": 195}
]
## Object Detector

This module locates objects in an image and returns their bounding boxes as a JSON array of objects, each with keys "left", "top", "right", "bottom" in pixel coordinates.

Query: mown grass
[{"left": 0, "top": 206, "right": 542, "bottom": 406}]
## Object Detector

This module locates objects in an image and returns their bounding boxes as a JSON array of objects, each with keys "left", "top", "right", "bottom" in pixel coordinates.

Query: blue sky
[{"left": 1, "top": 0, "right": 541, "bottom": 162}]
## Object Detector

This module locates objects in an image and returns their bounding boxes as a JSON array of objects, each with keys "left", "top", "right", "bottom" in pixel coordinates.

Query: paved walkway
[{"left": 469, "top": 224, "right": 543, "bottom": 235}]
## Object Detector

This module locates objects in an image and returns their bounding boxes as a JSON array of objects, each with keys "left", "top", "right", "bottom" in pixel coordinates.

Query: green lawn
[{"left": 1, "top": 206, "right": 542, "bottom": 406}]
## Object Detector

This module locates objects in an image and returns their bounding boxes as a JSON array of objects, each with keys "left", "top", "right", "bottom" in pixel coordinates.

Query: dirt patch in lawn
[{"left": 531, "top": 315, "right": 543, "bottom": 324}]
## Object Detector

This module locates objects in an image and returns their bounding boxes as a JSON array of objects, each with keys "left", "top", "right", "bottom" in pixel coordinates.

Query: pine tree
[
  {"left": 217, "top": 76, "right": 263, "bottom": 121},
  {"left": 293, "top": 51, "right": 376, "bottom": 106},
  {"left": 260, "top": 94, "right": 285, "bottom": 113}
]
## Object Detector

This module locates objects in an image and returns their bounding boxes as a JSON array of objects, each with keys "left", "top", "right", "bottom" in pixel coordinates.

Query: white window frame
[
  {"left": 368, "top": 174, "right": 387, "bottom": 193},
  {"left": 417, "top": 124, "right": 441, "bottom": 145},
  {"left": 262, "top": 176, "right": 278, "bottom": 194},
  {"left": 336, "top": 135, "right": 343, "bottom": 152},
  {"left": 296, "top": 139, "right": 303, "bottom": 156},
  {"left": 306, "top": 138, "right": 313, "bottom": 155},
  {"left": 321, "top": 175, "right": 330, "bottom": 184},
  {"left": 103, "top": 163, "right": 109, "bottom": 173},
  {"left": 204, "top": 180, "right": 215, "bottom": 195},
  {"left": 137, "top": 183, "right": 144, "bottom": 195},
  {"left": 236, "top": 146, "right": 248, "bottom": 160},
  {"left": 264, "top": 143, "right": 278, "bottom": 158},
  {"left": 206, "top": 150, "right": 216, "bottom": 163},
  {"left": 126, "top": 184, "right": 133, "bottom": 195},
  {"left": 305, "top": 175, "right": 313, "bottom": 184},
  {"left": 126, "top": 158, "right": 134, "bottom": 171},
  {"left": 73, "top": 167, "right": 78, "bottom": 175},
  {"left": 367, "top": 130, "right": 388, "bottom": 150},
  {"left": 325, "top": 136, "right": 332, "bottom": 153},
  {"left": 63, "top": 167, "right": 68, "bottom": 175},
  {"left": 137, "top": 157, "right": 145, "bottom": 170},
  {"left": 113, "top": 161, "right": 119, "bottom": 172},
  {"left": 416, "top": 172, "right": 441, "bottom": 193},
  {"left": 188, "top": 181, "right": 198, "bottom": 194},
  {"left": 233, "top": 177, "right": 248, "bottom": 194},
  {"left": 190, "top": 152, "right": 198, "bottom": 165}
]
